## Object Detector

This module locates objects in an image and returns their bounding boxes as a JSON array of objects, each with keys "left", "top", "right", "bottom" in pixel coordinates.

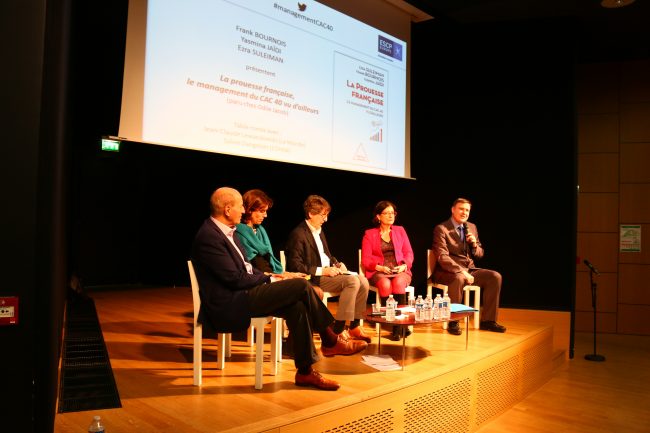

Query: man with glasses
[{"left": 285, "top": 195, "right": 372, "bottom": 347}]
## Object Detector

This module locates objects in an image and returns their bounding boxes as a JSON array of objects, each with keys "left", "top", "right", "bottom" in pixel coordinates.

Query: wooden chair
[
  {"left": 427, "top": 249, "right": 480, "bottom": 329},
  {"left": 187, "top": 260, "right": 281, "bottom": 389}
]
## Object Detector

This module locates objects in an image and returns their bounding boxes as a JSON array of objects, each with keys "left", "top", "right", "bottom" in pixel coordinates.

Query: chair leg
[
  {"left": 251, "top": 317, "right": 267, "bottom": 390},
  {"left": 270, "top": 318, "right": 279, "bottom": 375},
  {"left": 217, "top": 333, "right": 227, "bottom": 370},
  {"left": 193, "top": 324, "right": 202, "bottom": 386},
  {"left": 247, "top": 325, "right": 254, "bottom": 347},
  {"left": 464, "top": 286, "right": 481, "bottom": 329}
]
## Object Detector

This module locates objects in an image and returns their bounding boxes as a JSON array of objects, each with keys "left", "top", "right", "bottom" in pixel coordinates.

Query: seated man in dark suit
[
  {"left": 432, "top": 197, "right": 506, "bottom": 336},
  {"left": 191, "top": 187, "right": 366, "bottom": 391},
  {"left": 285, "top": 195, "right": 371, "bottom": 344}
]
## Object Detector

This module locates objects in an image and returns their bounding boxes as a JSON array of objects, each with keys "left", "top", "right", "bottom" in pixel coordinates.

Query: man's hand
[
  {"left": 465, "top": 232, "right": 478, "bottom": 248},
  {"left": 462, "top": 270, "right": 475, "bottom": 284},
  {"left": 323, "top": 266, "right": 341, "bottom": 277}
]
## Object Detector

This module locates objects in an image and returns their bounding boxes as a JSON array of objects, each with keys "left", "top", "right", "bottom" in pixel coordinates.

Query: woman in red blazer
[{"left": 361, "top": 201, "right": 414, "bottom": 322}]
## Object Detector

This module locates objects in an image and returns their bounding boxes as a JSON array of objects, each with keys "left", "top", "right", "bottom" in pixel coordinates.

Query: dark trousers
[
  {"left": 247, "top": 278, "right": 333, "bottom": 370},
  {"left": 433, "top": 268, "right": 502, "bottom": 322}
]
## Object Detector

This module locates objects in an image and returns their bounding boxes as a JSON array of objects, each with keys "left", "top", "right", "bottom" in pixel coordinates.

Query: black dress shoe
[
  {"left": 447, "top": 320, "right": 462, "bottom": 336},
  {"left": 388, "top": 326, "right": 412, "bottom": 341},
  {"left": 479, "top": 321, "right": 507, "bottom": 333}
]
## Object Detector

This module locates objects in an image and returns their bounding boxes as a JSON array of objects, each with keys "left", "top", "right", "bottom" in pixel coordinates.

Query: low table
[{"left": 364, "top": 306, "right": 474, "bottom": 370}]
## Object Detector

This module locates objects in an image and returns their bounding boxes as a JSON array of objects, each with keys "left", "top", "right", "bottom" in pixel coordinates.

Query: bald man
[{"left": 191, "top": 187, "right": 366, "bottom": 391}]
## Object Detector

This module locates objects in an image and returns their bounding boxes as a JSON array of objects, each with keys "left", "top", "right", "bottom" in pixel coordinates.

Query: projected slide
[{"left": 120, "top": 0, "right": 407, "bottom": 177}]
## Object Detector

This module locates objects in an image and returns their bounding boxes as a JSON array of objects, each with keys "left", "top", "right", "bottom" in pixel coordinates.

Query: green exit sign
[{"left": 101, "top": 138, "right": 121, "bottom": 152}]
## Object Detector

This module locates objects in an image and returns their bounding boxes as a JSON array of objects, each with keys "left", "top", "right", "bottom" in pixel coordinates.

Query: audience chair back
[{"left": 187, "top": 260, "right": 280, "bottom": 389}]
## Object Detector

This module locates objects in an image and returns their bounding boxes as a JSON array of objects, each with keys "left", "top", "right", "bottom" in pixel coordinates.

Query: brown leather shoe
[
  {"left": 347, "top": 325, "right": 372, "bottom": 343},
  {"left": 321, "top": 332, "right": 368, "bottom": 357},
  {"left": 295, "top": 369, "right": 340, "bottom": 391}
]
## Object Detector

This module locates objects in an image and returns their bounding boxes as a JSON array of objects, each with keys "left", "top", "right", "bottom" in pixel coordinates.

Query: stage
[{"left": 54, "top": 286, "right": 569, "bottom": 433}]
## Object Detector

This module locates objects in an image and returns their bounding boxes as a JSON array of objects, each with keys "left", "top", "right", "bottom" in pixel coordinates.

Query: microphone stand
[{"left": 584, "top": 268, "right": 605, "bottom": 362}]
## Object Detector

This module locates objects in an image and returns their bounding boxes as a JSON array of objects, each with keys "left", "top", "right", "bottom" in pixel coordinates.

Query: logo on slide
[
  {"left": 378, "top": 36, "right": 402, "bottom": 61},
  {"left": 298, "top": 3, "right": 307, "bottom": 12}
]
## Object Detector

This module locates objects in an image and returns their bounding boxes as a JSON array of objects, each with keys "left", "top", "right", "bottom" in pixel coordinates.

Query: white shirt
[
  {"left": 211, "top": 217, "right": 253, "bottom": 274},
  {"left": 305, "top": 219, "right": 329, "bottom": 275}
]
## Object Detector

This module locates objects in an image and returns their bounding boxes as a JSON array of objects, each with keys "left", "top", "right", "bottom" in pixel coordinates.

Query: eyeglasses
[
  {"left": 380, "top": 211, "right": 397, "bottom": 216},
  {"left": 319, "top": 213, "right": 329, "bottom": 220}
]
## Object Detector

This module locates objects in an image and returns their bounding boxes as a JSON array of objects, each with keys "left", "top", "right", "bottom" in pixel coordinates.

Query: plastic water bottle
[
  {"left": 88, "top": 415, "right": 105, "bottom": 433},
  {"left": 414, "top": 295, "right": 424, "bottom": 322},
  {"left": 385, "top": 294, "right": 396, "bottom": 322},
  {"left": 423, "top": 294, "right": 433, "bottom": 321},
  {"left": 433, "top": 294, "right": 442, "bottom": 320},
  {"left": 442, "top": 292, "right": 451, "bottom": 319},
  {"left": 408, "top": 293, "right": 415, "bottom": 308}
]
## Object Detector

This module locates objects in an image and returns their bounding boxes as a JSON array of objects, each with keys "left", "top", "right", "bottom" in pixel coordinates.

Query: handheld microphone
[
  {"left": 583, "top": 259, "right": 600, "bottom": 275},
  {"left": 330, "top": 256, "right": 339, "bottom": 267},
  {"left": 462, "top": 223, "right": 472, "bottom": 257}
]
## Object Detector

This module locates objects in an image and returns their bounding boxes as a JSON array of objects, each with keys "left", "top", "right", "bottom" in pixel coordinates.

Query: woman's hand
[{"left": 376, "top": 265, "right": 392, "bottom": 274}]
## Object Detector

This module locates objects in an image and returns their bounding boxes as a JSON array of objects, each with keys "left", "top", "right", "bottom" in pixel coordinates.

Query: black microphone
[
  {"left": 330, "top": 256, "right": 339, "bottom": 267},
  {"left": 462, "top": 223, "right": 472, "bottom": 256},
  {"left": 583, "top": 259, "right": 600, "bottom": 275}
]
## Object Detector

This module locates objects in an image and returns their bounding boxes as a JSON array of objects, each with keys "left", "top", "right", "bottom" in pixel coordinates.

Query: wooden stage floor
[{"left": 54, "top": 286, "right": 565, "bottom": 433}]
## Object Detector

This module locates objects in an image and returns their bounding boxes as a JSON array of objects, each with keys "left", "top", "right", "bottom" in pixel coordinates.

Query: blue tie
[{"left": 459, "top": 225, "right": 467, "bottom": 254}]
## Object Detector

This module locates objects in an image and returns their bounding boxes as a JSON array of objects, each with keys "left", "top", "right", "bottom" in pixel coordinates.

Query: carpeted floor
[{"left": 57, "top": 296, "right": 121, "bottom": 413}]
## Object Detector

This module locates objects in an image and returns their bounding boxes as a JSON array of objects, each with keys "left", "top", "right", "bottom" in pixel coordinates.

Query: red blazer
[{"left": 361, "top": 225, "right": 414, "bottom": 280}]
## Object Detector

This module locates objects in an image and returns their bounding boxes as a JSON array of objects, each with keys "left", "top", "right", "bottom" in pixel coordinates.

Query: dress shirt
[
  {"left": 305, "top": 219, "right": 329, "bottom": 275},
  {"left": 211, "top": 217, "right": 253, "bottom": 274}
]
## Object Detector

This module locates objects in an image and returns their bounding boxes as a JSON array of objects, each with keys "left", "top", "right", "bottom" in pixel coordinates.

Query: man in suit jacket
[
  {"left": 432, "top": 197, "right": 506, "bottom": 335},
  {"left": 285, "top": 195, "right": 371, "bottom": 344},
  {"left": 191, "top": 187, "right": 365, "bottom": 391}
]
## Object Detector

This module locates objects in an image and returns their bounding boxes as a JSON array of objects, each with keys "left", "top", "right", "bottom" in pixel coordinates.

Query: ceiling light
[{"left": 601, "top": 0, "right": 635, "bottom": 8}]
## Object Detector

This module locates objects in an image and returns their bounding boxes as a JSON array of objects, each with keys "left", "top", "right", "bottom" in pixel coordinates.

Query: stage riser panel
[{"left": 275, "top": 327, "right": 554, "bottom": 433}]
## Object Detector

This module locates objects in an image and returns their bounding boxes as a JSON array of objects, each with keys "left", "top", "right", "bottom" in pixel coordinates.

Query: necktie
[{"left": 459, "top": 225, "right": 466, "bottom": 254}]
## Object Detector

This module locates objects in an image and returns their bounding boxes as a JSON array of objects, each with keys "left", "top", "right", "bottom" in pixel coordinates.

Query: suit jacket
[
  {"left": 361, "top": 226, "right": 413, "bottom": 280},
  {"left": 432, "top": 219, "right": 484, "bottom": 278},
  {"left": 191, "top": 218, "right": 270, "bottom": 332},
  {"left": 285, "top": 220, "right": 333, "bottom": 286}
]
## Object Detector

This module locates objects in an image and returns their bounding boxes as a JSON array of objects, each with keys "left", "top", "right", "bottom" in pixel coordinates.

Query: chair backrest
[
  {"left": 358, "top": 249, "right": 365, "bottom": 274},
  {"left": 187, "top": 260, "right": 201, "bottom": 326},
  {"left": 427, "top": 249, "right": 437, "bottom": 280}
]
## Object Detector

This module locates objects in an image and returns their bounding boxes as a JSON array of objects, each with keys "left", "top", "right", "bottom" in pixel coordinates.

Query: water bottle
[
  {"left": 433, "top": 294, "right": 442, "bottom": 320},
  {"left": 88, "top": 415, "right": 105, "bottom": 433},
  {"left": 385, "top": 294, "right": 396, "bottom": 322},
  {"left": 408, "top": 293, "right": 415, "bottom": 308},
  {"left": 442, "top": 292, "right": 451, "bottom": 319},
  {"left": 414, "top": 295, "right": 424, "bottom": 322},
  {"left": 423, "top": 294, "right": 433, "bottom": 321}
]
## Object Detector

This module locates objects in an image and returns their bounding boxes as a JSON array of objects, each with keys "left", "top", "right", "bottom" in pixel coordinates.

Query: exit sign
[{"left": 101, "top": 138, "right": 121, "bottom": 152}]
